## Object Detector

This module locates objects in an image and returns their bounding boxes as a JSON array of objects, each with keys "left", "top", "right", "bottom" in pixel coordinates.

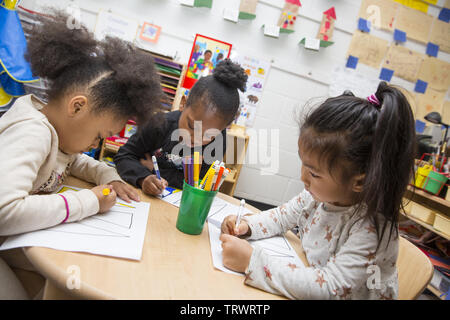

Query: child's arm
[
  {"left": 113, "top": 124, "right": 160, "bottom": 187},
  {"left": 243, "top": 218, "right": 398, "bottom": 300},
  {"left": 69, "top": 153, "right": 124, "bottom": 185},
  {"left": 0, "top": 121, "right": 99, "bottom": 236},
  {"left": 243, "top": 189, "right": 316, "bottom": 240}
]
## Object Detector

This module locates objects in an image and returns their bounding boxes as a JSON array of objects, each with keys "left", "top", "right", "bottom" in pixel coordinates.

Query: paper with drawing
[{"left": 0, "top": 185, "right": 150, "bottom": 260}]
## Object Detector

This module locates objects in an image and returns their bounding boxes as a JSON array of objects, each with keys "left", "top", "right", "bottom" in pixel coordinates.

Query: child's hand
[
  {"left": 109, "top": 180, "right": 140, "bottom": 203},
  {"left": 141, "top": 174, "right": 168, "bottom": 196},
  {"left": 221, "top": 215, "right": 250, "bottom": 237},
  {"left": 220, "top": 234, "right": 253, "bottom": 273},
  {"left": 91, "top": 185, "right": 117, "bottom": 213}
]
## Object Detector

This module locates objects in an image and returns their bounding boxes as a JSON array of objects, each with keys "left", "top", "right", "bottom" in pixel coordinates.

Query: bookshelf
[
  {"left": 402, "top": 187, "right": 450, "bottom": 300},
  {"left": 219, "top": 124, "right": 250, "bottom": 197},
  {"left": 138, "top": 48, "right": 187, "bottom": 111}
]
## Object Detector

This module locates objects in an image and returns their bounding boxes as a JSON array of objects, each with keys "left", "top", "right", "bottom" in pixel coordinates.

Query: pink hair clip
[{"left": 367, "top": 94, "right": 380, "bottom": 107}]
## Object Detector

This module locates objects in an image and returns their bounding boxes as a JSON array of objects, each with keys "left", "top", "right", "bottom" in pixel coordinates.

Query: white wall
[{"left": 22, "top": 0, "right": 450, "bottom": 206}]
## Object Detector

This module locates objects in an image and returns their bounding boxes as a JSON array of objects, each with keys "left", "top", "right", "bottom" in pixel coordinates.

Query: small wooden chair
[{"left": 397, "top": 236, "right": 434, "bottom": 300}]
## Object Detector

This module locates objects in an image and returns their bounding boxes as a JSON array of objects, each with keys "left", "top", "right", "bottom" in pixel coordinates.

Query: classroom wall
[{"left": 21, "top": 0, "right": 450, "bottom": 206}]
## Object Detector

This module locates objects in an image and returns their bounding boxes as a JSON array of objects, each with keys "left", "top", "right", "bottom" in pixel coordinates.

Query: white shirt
[{"left": 243, "top": 189, "right": 399, "bottom": 300}]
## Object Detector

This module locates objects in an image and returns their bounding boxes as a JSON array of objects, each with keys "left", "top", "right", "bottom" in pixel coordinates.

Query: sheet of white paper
[
  {"left": 94, "top": 11, "right": 139, "bottom": 43},
  {"left": 206, "top": 201, "right": 305, "bottom": 276},
  {"left": 0, "top": 186, "right": 150, "bottom": 260}
]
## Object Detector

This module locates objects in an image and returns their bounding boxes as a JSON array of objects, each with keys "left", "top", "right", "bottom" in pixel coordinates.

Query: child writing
[
  {"left": 0, "top": 10, "right": 163, "bottom": 236},
  {"left": 220, "top": 82, "right": 416, "bottom": 299},
  {"left": 114, "top": 59, "right": 248, "bottom": 196}
]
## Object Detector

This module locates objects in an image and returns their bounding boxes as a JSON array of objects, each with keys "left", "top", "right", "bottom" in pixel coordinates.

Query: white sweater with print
[
  {"left": 0, "top": 95, "right": 124, "bottom": 236},
  {"left": 243, "top": 189, "right": 399, "bottom": 300}
]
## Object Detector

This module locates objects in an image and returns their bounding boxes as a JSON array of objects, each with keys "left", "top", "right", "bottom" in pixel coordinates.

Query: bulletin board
[
  {"left": 347, "top": 31, "right": 389, "bottom": 69},
  {"left": 382, "top": 44, "right": 424, "bottom": 82},
  {"left": 395, "top": 6, "right": 434, "bottom": 43},
  {"left": 358, "top": 0, "right": 399, "bottom": 31}
]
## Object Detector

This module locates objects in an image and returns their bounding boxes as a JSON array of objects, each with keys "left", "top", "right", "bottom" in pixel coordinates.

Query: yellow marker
[
  {"left": 204, "top": 168, "right": 215, "bottom": 191},
  {"left": 194, "top": 152, "right": 200, "bottom": 188},
  {"left": 102, "top": 188, "right": 110, "bottom": 196},
  {"left": 200, "top": 160, "right": 218, "bottom": 187}
]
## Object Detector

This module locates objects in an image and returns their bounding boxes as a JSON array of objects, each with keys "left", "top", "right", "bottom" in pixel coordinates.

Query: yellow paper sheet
[
  {"left": 382, "top": 44, "right": 425, "bottom": 82},
  {"left": 347, "top": 31, "right": 389, "bottom": 69},
  {"left": 394, "top": 0, "right": 428, "bottom": 13}
]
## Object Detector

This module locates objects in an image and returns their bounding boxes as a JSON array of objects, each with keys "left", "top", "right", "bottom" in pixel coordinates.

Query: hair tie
[{"left": 367, "top": 94, "right": 381, "bottom": 108}]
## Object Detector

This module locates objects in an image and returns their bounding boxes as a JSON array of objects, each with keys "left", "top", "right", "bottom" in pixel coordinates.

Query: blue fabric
[
  {"left": 0, "top": 6, "right": 37, "bottom": 83},
  {"left": 438, "top": 8, "right": 450, "bottom": 23},
  {"left": 0, "top": 67, "right": 25, "bottom": 96}
]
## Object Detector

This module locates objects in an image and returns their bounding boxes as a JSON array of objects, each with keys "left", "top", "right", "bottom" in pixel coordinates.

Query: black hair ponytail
[
  {"left": 300, "top": 81, "right": 416, "bottom": 251},
  {"left": 25, "top": 9, "right": 163, "bottom": 125},
  {"left": 186, "top": 59, "right": 248, "bottom": 124},
  {"left": 363, "top": 81, "right": 416, "bottom": 248}
]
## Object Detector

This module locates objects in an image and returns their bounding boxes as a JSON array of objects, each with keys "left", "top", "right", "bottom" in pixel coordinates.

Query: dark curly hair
[
  {"left": 187, "top": 59, "right": 248, "bottom": 124},
  {"left": 25, "top": 9, "right": 163, "bottom": 125}
]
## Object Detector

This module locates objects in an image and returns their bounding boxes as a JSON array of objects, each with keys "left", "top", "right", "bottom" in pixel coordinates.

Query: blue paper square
[
  {"left": 426, "top": 42, "right": 439, "bottom": 57},
  {"left": 414, "top": 80, "right": 428, "bottom": 94},
  {"left": 358, "top": 18, "right": 371, "bottom": 32},
  {"left": 415, "top": 120, "right": 426, "bottom": 133},
  {"left": 438, "top": 8, "right": 450, "bottom": 23},
  {"left": 394, "top": 29, "right": 407, "bottom": 42},
  {"left": 379, "top": 68, "right": 394, "bottom": 82},
  {"left": 346, "top": 55, "right": 358, "bottom": 69}
]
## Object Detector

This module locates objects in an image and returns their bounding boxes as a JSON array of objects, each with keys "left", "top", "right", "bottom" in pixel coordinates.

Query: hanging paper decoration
[
  {"left": 239, "top": 0, "right": 258, "bottom": 20},
  {"left": 194, "top": 0, "right": 213, "bottom": 8},
  {"left": 317, "top": 7, "right": 336, "bottom": 43},
  {"left": 277, "top": 0, "right": 301, "bottom": 34},
  {"left": 299, "top": 6, "right": 336, "bottom": 50},
  {"left": 180, "top": 0, "right": 212, "bottom": 8}
]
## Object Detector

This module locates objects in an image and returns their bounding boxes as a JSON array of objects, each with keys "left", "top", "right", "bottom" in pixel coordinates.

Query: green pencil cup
[
  {"left": 423, "top": 171, "right": 448, "bottom": 195},
  {"left": 176, "top": 181, "right": 218, "bottom": 235}
]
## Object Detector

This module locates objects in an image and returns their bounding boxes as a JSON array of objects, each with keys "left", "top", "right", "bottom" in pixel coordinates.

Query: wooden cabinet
[
  {"left": 219, "top": 124, "right": 250, "bottom": 197},
  {"left": 402, "top": 186, "right": 450, "bottom": 300}
]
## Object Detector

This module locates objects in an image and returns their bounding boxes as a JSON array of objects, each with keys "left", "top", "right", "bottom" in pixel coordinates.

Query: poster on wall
[
  {"left": 232, "top": 54, "right": 271, "bottom": 127},
  {"left": 182, "top": 34, "right": 232, "bottom": 89}
]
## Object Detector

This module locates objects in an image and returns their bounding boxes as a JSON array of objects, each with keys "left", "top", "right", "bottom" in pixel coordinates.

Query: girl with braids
[
  {"left": 220, "top": 82, "right": 416, "bottom": 300},
  {"left": 0, "top": 10, "right": 164, "bottom": 236},
  {"left": 114, "top": 59, "right": 248, "bottom": 196}
]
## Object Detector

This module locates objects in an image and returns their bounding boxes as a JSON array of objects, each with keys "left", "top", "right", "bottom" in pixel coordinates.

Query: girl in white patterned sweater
[{"left": 220, "top": 82, "right": 416, "bottom": 299}]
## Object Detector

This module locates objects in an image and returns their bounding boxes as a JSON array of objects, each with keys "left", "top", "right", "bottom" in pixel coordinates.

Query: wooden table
[{"left": 23, "top": 176, "right": 308, "bottom": 300}]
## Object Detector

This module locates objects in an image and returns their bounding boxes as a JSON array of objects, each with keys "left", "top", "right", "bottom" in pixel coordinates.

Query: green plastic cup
[
  {"left": 176, "top": 181, "right": 218, "bottom": 235},
  {"left": 423, "top": 171, "right": 448, "bottom": 195}
]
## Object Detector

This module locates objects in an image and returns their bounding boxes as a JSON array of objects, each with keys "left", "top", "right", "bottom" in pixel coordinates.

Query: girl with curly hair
[{"left": 0, "top": 10, "right": 164, "bottom": 236}]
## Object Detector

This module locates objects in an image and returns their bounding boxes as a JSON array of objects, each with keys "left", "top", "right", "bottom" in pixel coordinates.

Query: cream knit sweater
[{"left": 0, "top": 95, "right": 123, "bottom": 236}]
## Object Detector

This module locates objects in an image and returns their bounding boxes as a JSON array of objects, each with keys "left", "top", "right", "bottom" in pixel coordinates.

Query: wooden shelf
[
  {"left": 400, "top": 211, "right": 450, "bottom": 240},
  {"left": 427, "top": 284, "right": 445, "bottom": 300},
  {"left": 405, "top": 186, "right": 450, "bottom": 215}
]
